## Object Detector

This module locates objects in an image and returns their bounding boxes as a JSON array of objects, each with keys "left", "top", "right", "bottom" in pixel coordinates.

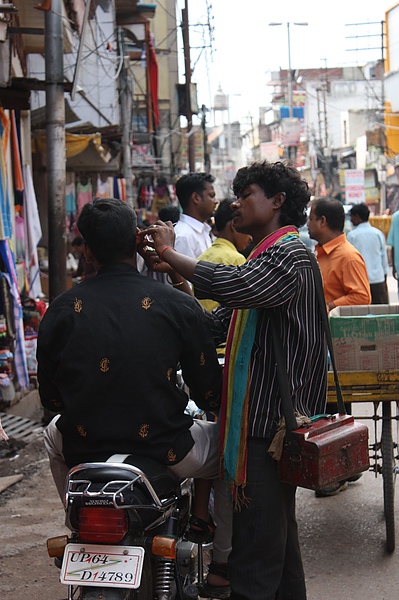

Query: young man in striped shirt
[{"left": 143, "top": 161, "right": 328, "bottom": 600}]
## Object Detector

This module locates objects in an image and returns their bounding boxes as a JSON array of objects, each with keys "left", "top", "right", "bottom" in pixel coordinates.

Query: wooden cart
[{"left": 327, "top": 370, "right": 399, "bottom": 553}]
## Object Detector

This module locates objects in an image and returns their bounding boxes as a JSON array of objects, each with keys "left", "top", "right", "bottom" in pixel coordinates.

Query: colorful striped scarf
[{"left": 219, "top": 226, "right": 299, "bottom": 501}]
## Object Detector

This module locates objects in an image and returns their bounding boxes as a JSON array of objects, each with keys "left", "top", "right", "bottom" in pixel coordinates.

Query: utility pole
[
  {"left": 201, "top": 104, "right": 210, "bottom": 173},
  {"left": 181, "top": 1, "right": 195, "bottom": 171},
  {"left": 45, "top": 0, "right": 66, "bottom": 302},
  {"left": 345, "top": 20, "right": 387, "bottom": 212},
  {"left": 118, "top": 28, "right": 134, "bottom": 208}
]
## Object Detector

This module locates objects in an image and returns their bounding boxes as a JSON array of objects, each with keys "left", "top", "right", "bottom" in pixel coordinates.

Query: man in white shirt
[
  {"left": 347, "top": 203, "right": 389, "bottom": 304},
  {"left": 174, "top": 173, "right": 217, "bottom": 258}
]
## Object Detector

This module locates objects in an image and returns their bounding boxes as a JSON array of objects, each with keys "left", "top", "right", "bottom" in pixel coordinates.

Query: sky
[{"left": 176, "top": 0, "right": 397, "bottom": 126}]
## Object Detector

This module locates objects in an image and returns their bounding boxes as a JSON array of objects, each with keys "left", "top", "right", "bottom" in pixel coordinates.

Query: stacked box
[{"left": 329, "top": 305, "right": 399, "bottom": 371}]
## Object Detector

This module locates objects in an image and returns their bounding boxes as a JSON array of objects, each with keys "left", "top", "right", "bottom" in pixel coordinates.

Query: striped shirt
[{"left": 194, "top": 237, "right": 328, "bottom": 439}]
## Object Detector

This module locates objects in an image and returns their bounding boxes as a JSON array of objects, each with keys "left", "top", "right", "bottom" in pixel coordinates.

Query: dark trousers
[
  {"left": 370, "top": 281, "right": 389, "bottom": 305},
  {"left": 229, "top": 438, "right": 306, "bottom": 600}
]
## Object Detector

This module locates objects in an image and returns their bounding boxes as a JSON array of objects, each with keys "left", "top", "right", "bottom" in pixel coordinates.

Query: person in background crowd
[
  {"left": 151, "top": 175, "right": 171, "bottom": 215},
  {"left": 347, "top": 203, "right": 389, "bottom": 304},
  {"left": 307, "top": 198, "right": 371, "bottom": 312},
  {"left": 307, "top": 197, "right": 371, "bottom": 497},
  {"left": 174, "top": 172, "right": 217, "bottom": 258},
  {"left": 38, "top": 198, "right": 232, "bottom": 594},
  {"left": 196, "top": 198, "right": 252, "bottom": 313},
  {"left": 186, "top": 199, "right": 252, "bottom": 549},
  {"left": 66, "top": 240, "right": 78, "bottom": 273},
  {"left": 141, "top": 160, "right": 328, "bottom": 600},
  {"left": 387, "top": 208, "right": 399, "bottom": 299},
  {"left": 71, "top": 235, "right": 96, "bottom": 281},
  {"left": 158, "top": 204, "right": 180, "bottom": 224}
]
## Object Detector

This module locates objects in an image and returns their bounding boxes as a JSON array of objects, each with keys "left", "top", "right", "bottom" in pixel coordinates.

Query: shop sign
[{"left": 344, "top": 169, "right": 365, "bottom": 204}]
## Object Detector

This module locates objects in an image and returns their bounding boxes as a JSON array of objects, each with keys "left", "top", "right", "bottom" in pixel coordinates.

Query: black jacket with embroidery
[{"left": 37, "top": 262, "right": 222, "bottom": 468}]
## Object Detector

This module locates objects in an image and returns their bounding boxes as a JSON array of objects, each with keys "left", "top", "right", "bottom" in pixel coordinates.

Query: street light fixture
[{"left": 268, "top": 22, "right": 308, "bottom": 118}]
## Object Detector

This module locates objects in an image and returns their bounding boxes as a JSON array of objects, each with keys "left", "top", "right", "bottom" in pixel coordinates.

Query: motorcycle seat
[{"left": 70, "top": 455, "right": 181, "bottom": 501}]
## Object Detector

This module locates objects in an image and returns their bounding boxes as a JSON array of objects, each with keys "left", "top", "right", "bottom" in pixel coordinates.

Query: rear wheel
[
  {"left": 381, "top": 402, "right": 395, "bottom": 553},
  {"left": 130, "top": 555, "right": 155, "bottom": 600}
]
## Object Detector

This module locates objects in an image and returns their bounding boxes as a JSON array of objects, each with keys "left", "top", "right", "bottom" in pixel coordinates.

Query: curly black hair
[{"left": 232, "top": 161, "right": 310, "bottom": 228}]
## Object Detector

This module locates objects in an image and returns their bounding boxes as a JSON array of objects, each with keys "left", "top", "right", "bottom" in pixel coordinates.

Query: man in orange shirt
[
  {"left": 307, "top": 197, "right": 371, "bottom": 497},
  {"left": 307, "top": 198, "right": 371, "bottom": 312}
]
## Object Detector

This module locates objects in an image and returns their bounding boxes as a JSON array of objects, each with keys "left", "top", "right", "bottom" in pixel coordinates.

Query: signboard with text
[{"left": 344, "top": 169, "right": 365, "bottom": 204}]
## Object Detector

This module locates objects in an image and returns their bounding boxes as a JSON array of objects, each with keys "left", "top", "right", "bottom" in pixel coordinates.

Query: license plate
[{"left": 60, "top": 543, "right": 145, "bottom": 589}]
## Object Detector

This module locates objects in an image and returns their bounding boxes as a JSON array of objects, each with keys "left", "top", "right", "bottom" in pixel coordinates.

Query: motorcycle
[{"left": 46, "top": 453, "right": 211, "bottom": 600}]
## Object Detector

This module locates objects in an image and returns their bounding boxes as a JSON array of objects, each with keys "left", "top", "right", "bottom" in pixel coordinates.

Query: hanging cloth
[
  {"left": 15, "top": 214, "right": 25, "bottom": 261},
  {"left": 0, "top": 108, "right": 12, "bottom": 240},
  {"left": 65, "top": 182, "right": 76, "bottom": 214},
  {"left": 96, "top": 175, "right": 112, "bottom": 198},
  {"left": 113, "top": 177, "right": 120, "bottom": 199},
  {"left": 118, "top": 178, "right": 126, "bottom": 202},
  {"left": 22, "top": 164, "right": 43, "bottom": 299},
  {"left": 10, "top": 110, "right": 24, "bottom": 193},
  {"left": 0, "top": 240, "right": 29, "bottom": 389},
  {"left": 76, "top": 180, "right": 93, "bottom": 216}
]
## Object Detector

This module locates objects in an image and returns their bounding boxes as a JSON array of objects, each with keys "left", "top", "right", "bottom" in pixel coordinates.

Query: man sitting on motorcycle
[{"left": 37, "top": 197, "right": 232, "bottom": 597}]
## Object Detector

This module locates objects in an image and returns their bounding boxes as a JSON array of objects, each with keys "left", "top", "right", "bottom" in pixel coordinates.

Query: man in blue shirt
[
  {"left": 348, "top": 203, "right": 389, "bottom": 304},
  {"left": 387, "top": 209, "right": 399, "bottom": 300}
]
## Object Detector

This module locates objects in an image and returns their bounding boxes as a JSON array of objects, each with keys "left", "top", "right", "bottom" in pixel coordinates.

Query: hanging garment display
[
  {"left": 0, "top": 240, "right": 29, "bottom": 389},
  {"left": 0, "top": 108, "right": 12, "bottom": 240},
  {"left": 23, "top": 164, "right": 43, "bottom": 300},
  {"left": 76, "top": 179, "right": 93, "bottom": 215}
]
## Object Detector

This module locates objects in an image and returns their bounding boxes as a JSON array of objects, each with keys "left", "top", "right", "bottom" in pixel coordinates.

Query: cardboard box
[{"left": 329, "top": 305, "right": 399, "bottom": 371}]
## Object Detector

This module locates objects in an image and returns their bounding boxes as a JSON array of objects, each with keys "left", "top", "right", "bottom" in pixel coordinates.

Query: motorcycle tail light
[
  {"left": 152, "top": 535, "right": 176, "bottom": 559},
  {"left": 78, "top": 507, "right": 128, "bottom": 543}
]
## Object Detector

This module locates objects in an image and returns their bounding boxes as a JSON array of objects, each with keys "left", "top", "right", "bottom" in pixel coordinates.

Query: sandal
[
  {"left": 185, "top": 515, "right": 216, "bottom": 543},
  {"left": 199, "top": 562, "right": 231, "bottom": 599}
]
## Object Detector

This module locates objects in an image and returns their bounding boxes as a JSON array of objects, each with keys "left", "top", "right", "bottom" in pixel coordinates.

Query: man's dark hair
[
  {"left": 312, "top": 197, "right": 345, "bottom": 232},
  {"left": 175, "top": 172, "right": 215, "bottom": 210},
  {"left": 77, "top": 197, "right": 137, "bottom": 264},
  {"left": 232, "top": 161, "right": 310, "bottom": 228},
  {"left": 214, "top": 199, "right": 234, "bottom": 231},
  {"left": 158, "top": 205, "right": 180, "bottom": 223},
  {"left": 349, "top": 202, "right": 370, "bottom": 222}
]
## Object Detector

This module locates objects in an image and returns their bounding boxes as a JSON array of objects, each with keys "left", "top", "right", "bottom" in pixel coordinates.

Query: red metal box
[{"left": 278, "top": 414, "right": 370, "bottom": 490}]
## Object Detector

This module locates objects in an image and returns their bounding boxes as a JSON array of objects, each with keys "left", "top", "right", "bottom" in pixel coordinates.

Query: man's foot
[
  {"left": 199, "top": 562, "right": 230, "bottom": 599},
  {"left": 315, "top": 480, "right": 348, "bottom": 497}
]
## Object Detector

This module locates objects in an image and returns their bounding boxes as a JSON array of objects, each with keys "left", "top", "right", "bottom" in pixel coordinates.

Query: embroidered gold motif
[
  {"left": 77, "top": 425, "right": 87, "bottom": 437},
  {"left": 142, "top": 297, "right": 154, "bottom": 310},
  {"left": 167, "top": 368, "right": 173, "bottom": 381},
  {"left": 139, "top": 424, "right": 149, "bottom": 438},
  {"left": 100, "top": 358, "right": 110, "bottom": 372},
  {"left": 200, "top": 352, "right": 205, "bottom": 366},
  {"left": 167, "top": 448, "right": 177, "bottom": 462},
  {"left": 74, "top": 298, "right": 83, "bottom": 313}
]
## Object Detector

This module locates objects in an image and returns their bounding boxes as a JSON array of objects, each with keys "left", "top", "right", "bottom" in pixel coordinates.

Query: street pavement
[{"left": 0, "top": 272, "right": 399, "bottom": 599}]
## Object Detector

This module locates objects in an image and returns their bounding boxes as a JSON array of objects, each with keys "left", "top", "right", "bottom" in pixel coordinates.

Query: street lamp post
[
  {"left": 269, "top": 22, "right": 308, "bottom": 163},
  {"left": 268, "top": 22, "right": 308, "bottom": 117}
]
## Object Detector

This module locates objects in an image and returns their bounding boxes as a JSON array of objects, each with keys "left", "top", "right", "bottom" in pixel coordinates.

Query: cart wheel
[{"left": 382, "top": 402, "right": 395, "bottom": 553}]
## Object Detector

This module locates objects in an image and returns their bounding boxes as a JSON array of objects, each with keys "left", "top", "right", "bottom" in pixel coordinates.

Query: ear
[
  {"left": 191, "top": 191, "right": 202, "bottom": 205},
  {"left": 273, "top": 192, "right": 286, "bottom": 207},
  {"left": 82, "top": 241, "right": 94, "bottom": 264},
  {"left": 319, "top": 215, "right": 327, "bottom": 227}
]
